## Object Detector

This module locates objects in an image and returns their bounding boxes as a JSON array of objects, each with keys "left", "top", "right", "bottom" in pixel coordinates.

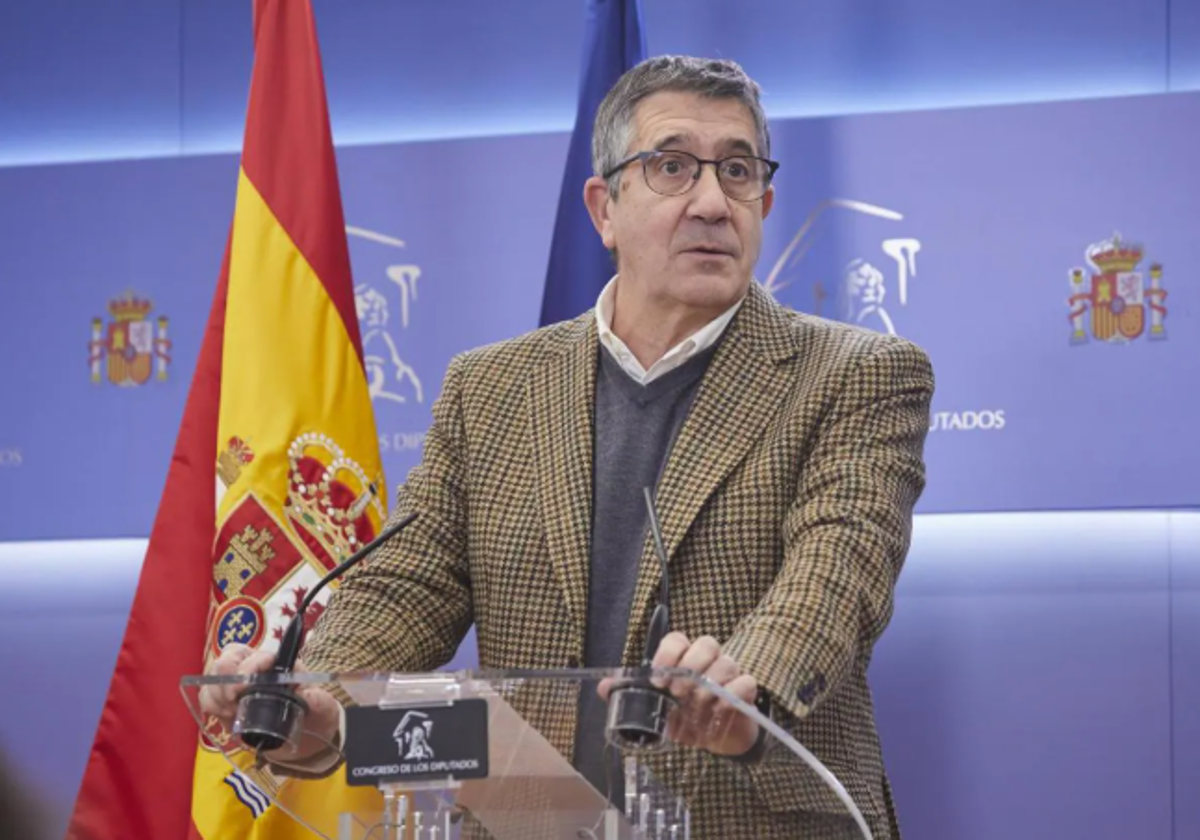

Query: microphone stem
[{"left": 299, "top": 510, "right": 419, "bottom": 614}]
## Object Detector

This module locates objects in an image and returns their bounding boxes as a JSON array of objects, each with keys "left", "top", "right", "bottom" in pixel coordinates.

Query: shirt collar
[{"left": 594, "top": 275, "right": 744, "bottom": 385}]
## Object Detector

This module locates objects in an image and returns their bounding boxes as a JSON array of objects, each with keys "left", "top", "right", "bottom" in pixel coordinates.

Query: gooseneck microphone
[
  {"left": 640, "top": 486, "right": 671, "bottom": 666},
  {"left": 605, "top": 487, "right": 675, "bottom": 751},
  {"left": 236, "top": 510, "right": 420, "bottom": 752}
]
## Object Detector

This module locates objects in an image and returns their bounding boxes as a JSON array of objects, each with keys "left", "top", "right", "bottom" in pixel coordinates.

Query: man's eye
[{"left": 724, "top": 161, "right": 750, "bottom": 179}]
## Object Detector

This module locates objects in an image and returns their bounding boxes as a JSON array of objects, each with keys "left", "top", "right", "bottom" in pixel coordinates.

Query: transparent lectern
[{"left": 182, "top": 668, "right": 872, "bottom": 840}]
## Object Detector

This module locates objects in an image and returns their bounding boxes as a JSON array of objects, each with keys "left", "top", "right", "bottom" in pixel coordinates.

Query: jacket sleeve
[
  {"left": 722, "top": 336, "right": 934, "bottom": 720},
  {"left": 299, "top": 353, "right": 475, "bottom": 677}
]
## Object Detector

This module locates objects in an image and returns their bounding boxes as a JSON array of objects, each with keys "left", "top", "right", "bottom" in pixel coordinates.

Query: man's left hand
[{"left": 600, "top": 631, "right": 761, "bottom": 757}]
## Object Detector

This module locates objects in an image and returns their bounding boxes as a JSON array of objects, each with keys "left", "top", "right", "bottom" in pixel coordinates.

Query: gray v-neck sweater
[{"left": 573, "top": 340, "right": 720, "bottom": 796}]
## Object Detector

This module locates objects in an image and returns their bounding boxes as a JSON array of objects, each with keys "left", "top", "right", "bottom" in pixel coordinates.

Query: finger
[
  {"left": 672, "top": 636, "right": 722, "bottom": 702},
  {"left": 299, "top": 685, "right": 340, "bottom": 716},
  {"left": 650, "top": 631, "right": 691, "bottom": 669},
  {"left": 714, "top": 673, "right": 759, "bottom": 716},
  {"left": 711, "top": 674, "right": 762, "bottom": 756},
  {"left": 235, "top": 649, "right": 276, "bottom": 676},
  {"left": 685, "top": 654, "right": 737, "bottom": 723},
  {"left": 209, "top": 644, "right": 253, "bottom": 676},
  {"left": 264, "top": 686, "right": 341, "bottom": 760},
  {"left": 597, "top": 677, "right": 614, "bottom": 701},
  {"left": 198, "top": 685, "right": 227, "bottom": 719},
  {"left": 689, "top": 664, "right": 753, "bottom": 748},
  {"left": 650, "top": 631, "right": 691, "bottom": 690},
  {"left": 703, "top": 653, "right": 741, "bottom": 688},
  {"left": 205, "top": 646, "right": 258, "bottom": 710},
  {"left": 296, "top": 686, "right": 341, "bottom": 738},
  {"left": 211, "top": 647, "right": 274, "bottom": 711},
  {"left": 700, "top": 667, "right": 748, "bottom": 739},
  {"left": 676, "top": 636, "right": 722, "bottom": 677}
]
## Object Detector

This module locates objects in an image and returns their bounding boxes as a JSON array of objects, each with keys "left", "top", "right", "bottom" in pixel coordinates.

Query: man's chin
[{"left": 675, "top": 273, "right": 750, "bottom": 309}]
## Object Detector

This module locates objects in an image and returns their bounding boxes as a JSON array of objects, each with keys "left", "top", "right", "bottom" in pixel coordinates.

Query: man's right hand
[{"left": 198, "top": 644, "right": 343, "bottom": 764}]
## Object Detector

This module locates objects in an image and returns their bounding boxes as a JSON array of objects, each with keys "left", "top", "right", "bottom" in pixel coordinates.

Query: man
[
  {"left": 204, "top": 55, "right": 933, "bottom": 839},
  {"left": 0, "top": 748, "right": 49, "bottom": 840}
]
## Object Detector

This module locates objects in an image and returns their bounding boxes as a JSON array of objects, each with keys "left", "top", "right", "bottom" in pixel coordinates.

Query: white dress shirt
[{"left": 594, "top": 276, "right": 744, "bottom": 385}]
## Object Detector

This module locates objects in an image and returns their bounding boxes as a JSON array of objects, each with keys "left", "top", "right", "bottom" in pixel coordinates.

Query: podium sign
[{"left": 344, "top": 698, "right": 489, "bottom": 786}]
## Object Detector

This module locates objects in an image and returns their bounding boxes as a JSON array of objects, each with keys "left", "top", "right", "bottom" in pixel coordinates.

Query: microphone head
[
  {"left": 235, "top": 679, "right": 309, "bottom": 752},
  {"left": 604, "top": 678, "right": 676, "bottom": 751},
  {"left": 233, "top": 614, "right": 308, "bottom": 752}
]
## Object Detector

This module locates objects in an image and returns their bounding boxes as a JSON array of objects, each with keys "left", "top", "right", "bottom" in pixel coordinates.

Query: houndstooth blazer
[{"left": 303, "top": 280, "right": 934, "bottom": 839}]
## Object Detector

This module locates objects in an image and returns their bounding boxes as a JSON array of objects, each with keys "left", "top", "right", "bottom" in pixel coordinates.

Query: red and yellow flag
[{"left": 68, "top": 1, "right": 385, "bottom": 836}]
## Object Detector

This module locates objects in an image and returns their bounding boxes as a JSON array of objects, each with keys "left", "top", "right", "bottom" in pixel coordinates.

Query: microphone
[
  {"left": 641, "top": 486, "right": 671, "bottom": 665},
  {"left": 236, "top": 510, "right": 420, "bottom": 752},
  {"left": 604, "top": 487, "right": 675, "bottom": 751}
]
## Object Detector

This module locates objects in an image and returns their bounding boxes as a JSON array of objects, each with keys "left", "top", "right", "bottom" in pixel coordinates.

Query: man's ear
[
  {"left": 583, "top": 176, "right": 617, "bottom": 250},
  {"left": 760, "top": 184, "right": 775, "bottom": 220}
]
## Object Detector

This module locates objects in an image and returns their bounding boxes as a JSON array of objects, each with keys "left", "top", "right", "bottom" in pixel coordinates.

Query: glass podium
[{"left": 182, "top": 668, "right": 873, "bottom": 840}]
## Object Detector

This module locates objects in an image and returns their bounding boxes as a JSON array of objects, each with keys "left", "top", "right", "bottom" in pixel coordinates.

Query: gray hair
[{"left": 592, "top": 56, "right": 771, "bottom": 198}]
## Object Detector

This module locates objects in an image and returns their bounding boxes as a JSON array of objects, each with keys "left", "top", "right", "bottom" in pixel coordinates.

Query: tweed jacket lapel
[
  {"left": 528, "top": 314, "right": 598, "bottom": 650},
  {"left": 622, "top": 282, "right": 801, "bottom": 662}
]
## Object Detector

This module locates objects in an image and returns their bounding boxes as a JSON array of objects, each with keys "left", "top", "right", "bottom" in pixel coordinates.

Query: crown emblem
[
  {"left": 217, "top": 437, "right": 256, "bottom": 488},
  {"left": 107, "top": 291, "right": 155, "bottom": 322},
  {"left": 1086, "top": 233, "right": 1144, "bottom": 273},
  {"left": 285, "top": 432, "right": 385, "bottom": 569}
]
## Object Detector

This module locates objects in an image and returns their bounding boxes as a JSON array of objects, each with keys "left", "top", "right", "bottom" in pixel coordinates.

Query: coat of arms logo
[
  {"left": 763, "top": 199, "right": 920, "bottom": 336},
  {"left": 1067, "top": 233, "right": 1168, "bottom": 344},
  {"left": 88, "top": 290, "right": 171, "bottom": 386},
  {"left": 347, "top": 226, "right": 424, "bottom": 405},
  {"left": 394, "top": 711, "right": 435, "bottom": 761}
]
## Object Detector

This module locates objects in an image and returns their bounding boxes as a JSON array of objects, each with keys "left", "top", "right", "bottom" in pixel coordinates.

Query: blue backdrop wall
[
  {"left": 3, "top": 0, "right": 1198, "bottom": 166},
  {"left": 1, "top": 2, "right": 1198, "bottom": 839}
]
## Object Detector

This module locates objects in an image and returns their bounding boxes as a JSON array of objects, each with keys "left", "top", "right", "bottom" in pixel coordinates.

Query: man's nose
[{"left": 686, "top": 163, "right": 731, "bottom": 221}]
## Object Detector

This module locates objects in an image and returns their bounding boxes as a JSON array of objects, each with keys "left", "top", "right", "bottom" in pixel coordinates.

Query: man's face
[{"left": 588, "top": 91, "right": 774, "bottom": 314}]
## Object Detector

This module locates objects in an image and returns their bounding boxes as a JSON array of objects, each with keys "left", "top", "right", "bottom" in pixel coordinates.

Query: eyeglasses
[{"left": 603, "top": 149, "right": 780, "bottom": 202}]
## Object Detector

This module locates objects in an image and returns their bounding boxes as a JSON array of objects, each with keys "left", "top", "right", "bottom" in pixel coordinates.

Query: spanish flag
[{"left": 67, "top": 1, "right": 385, "bottom": 837}]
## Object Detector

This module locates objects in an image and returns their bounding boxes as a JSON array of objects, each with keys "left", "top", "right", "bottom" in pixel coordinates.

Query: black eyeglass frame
[{"left": 602, "top": 149, "right": 781, "bottom": 202}]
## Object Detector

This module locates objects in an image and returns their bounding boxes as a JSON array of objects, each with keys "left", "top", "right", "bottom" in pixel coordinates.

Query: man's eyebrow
[
  {"left": 723, "top": 138, "right": 757, "bottom": 156},
  {"left": 650, "top": 133, "right": 758, "bottom": 156},
  {"left": 651, "top": 133, "right": 690, "bottom": 151}
]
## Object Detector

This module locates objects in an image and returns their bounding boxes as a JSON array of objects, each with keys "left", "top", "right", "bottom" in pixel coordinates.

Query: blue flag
[{"left": 539, "top": 0, "right": 647, "bottom": 326}]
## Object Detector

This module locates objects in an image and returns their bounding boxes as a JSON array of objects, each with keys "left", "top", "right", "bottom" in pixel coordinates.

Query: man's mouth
[{"left": 683, "top": 245, "right": 735, "bottom": 257}]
